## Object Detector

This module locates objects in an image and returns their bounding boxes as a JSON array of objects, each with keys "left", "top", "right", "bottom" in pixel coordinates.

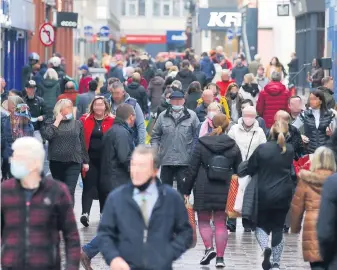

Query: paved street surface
[{"left": 71, "top": 184, "right": 311, "bottom": 270}]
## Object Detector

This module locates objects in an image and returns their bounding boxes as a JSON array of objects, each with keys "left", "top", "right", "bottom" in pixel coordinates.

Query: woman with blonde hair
[
  {"left": 291, "top": 146, "right": 336, "bottom": 270},
  {"left": 41, "top": 99, "right": 89, "bottom": 204},
  {"left": 79, "top": 96, "right": 114, "bottom": 226},
  {"left": 184, "top": 113, "right": 242, "bottom": 267},
  {"left": 247, "top": 120, "right": 294, "bottom": 270},
  {"left": 238, "top": 73, "right": 260, "bottom": 106}
]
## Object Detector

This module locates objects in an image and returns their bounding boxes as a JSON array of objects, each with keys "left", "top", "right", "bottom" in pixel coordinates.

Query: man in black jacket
[
  {"left": 80, "top": 103, "right": 136, "bottom": 270},
  {"left": 98, "top": 145, "right": 193, "bottom": 270},
  {"left": 125, "top": 72, "right": 149, "bottom": 115}
]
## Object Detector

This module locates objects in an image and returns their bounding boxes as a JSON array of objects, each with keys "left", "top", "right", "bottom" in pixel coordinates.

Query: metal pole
[{"left": 45, "top": 4, "right": 51, "bottom": 62}]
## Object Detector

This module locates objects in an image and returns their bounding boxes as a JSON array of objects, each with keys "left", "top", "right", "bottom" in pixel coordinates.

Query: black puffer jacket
[
  {"left": 126, "top": 82, "right": 148, "bottom": 114},
  {"left": 184, "top": 134, "right": 242, "bottom": 211},
  {"left": 148, "top": 76, "right": 165, "bottom": 113},
  {"left": 37, "top": 79, "right": 61, "bottom": 117},
  {"left": 300, "top": 109, "right": 334, "bottom": 154},
  {"left": 175, "top": 69, "right": 198, "bottom": 92}
]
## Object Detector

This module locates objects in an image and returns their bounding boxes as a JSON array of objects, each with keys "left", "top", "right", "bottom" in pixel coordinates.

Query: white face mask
[
  {"left": 242, "top": 117, "right": 255, "bottom": 127},
  {"left": 207, "top": 112, "right": 216, "bottom": 120},
  {"left": 10, "top": 160, "right": 30, "bottom": 179}
]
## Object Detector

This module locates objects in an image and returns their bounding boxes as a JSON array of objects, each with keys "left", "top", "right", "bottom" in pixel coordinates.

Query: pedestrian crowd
[{"left": 1, "top": 48, "right": 337, "bottom": 270}]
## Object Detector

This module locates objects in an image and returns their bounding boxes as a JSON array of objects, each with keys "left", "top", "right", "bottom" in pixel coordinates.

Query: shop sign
[
  {"left": 99, "top": 26, "right": 110, "bottom": 41},
  {"left": 198, "top": 8, "right": 241, "bottom": 30},
  {"left": 0, "top": 0, "right": 11, "bottom": 27},
  {"left": 125, "top": 35, "right": 166, "bottom": 44},
  {"left": 56, "top": 12, "right": 78, "bottom": 28},
  {"left": 166, "top": 31, "right": 187, "bottom": 44}
]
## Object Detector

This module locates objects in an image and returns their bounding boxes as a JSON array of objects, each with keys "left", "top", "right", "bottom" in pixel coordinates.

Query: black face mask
[
  {"left": 133, "top": 177, "right": 153, "bottom": 192},
  {"left": 230, "top": 92, "right": 237, "bottom": 100}
]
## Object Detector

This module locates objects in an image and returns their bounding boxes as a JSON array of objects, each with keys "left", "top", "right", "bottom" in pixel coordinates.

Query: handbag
[
  {"left": 237, "top": 131, "right": 256, "bottom": 178},
  {"left": 225, "top": 175, "right": 241, "bottom": 218},
  {"left": 185, "top": 198, "right": 197, "bottom": 248}
]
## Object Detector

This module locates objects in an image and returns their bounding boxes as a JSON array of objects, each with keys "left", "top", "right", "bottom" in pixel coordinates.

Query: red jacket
[
  {"left": 216, "top": 80, "right": 235, "bottom": 96},
  {"left": 80, "top": 113, "right": 114, "bottom": 150},
  {"left": 78, "top": 75, "right": 93, "bottom": 94},
  {"left": 127, "top": 77, "right": 148, "bottom": 91},
  {"left": 57, "top": 89, "right": 78, "bottom": 105},
  {"left": 256, "top": 81, "right": 291, "bottom": 128}
]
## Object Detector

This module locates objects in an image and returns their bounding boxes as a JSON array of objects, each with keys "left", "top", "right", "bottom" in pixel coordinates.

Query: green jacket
[{"left": 318, "top": 86, "right": 335, "bottom": 110}]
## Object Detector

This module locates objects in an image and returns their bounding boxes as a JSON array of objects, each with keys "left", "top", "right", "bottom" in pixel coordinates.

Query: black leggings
[
  {"left": 310, "top": 262, "right": 327, "bottom": 270},
  {"left": 49, "top": 161, "right": 81, "bottom": 205},
  {"left": 81, "top": 158, "right": 105, "bottom": 214}
]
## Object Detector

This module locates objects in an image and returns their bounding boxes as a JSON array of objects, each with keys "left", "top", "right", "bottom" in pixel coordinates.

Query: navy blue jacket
[
  {"left": 1, "top": 112, "right": 13, "bottom": 159},
  {"left": 200, "top": 57, "right": 216, "bottom": 80},
  {"left": 108, "top": 66, "right": 125, "bottom": 83},
  {"left": 98, "top": 180, "right": 193, "bottom": 270}
]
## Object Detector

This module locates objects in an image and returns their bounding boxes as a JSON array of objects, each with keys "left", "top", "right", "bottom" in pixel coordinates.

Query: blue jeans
[{"left": 83, "top": 236, "right": 100, "bottom": 259}]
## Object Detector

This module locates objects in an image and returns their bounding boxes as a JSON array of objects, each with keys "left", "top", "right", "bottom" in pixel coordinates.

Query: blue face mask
[
  {"left": 65, "top": 113, "right": 73, "bottom": 120},
  {"left": 172, "top": 105, "right": 183, "bottom": 111},
  {"left": 10, "top": 160, "right": 30, "bottom": 179}
]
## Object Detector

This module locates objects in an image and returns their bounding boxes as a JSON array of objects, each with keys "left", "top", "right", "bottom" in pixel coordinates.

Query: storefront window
[
  {"left": 138, "top": 0, "right": 145, "bottom": 16},
  {"left": 153, "top": 0, "right": 160, "bottom": 16},
  {"left": 122, "top": 0, "right": 147, "bottom": 16},
  {"left": 163, "top": 1, "right": 170, "bottom": 16},
  {"left": 152, "top": 0, "right": 183, "bottom": 17}
]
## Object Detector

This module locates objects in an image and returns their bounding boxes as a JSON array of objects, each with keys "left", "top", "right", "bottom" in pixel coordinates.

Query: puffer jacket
[
  {"left": 196, "top": 96, "right": 230, "bottom": 121},
  {"left": 317, "top": 86, "right": 335, "bottom": 110},
  {"left": 148, "top": 76, "right": 165, "bottom": 113},
  {"left": 38, "top": 78, "right": 61, "bottom": 117},
  {"left": 125, "top": 82, "right": 148, "bottom": 114},
  {"left": 256, "top": 81, "right": 290, "bottom": 128},
  {"left": 291, "top": 169, "right": 334, "bottom": 262},
  {"left": 151, "top": 106, "right": 200, "bottom": 166},
  {"left": 184, "top": 134, "right": 242, "bottom": 211},
  {"left": 175, "top": 69, "right": 198, "bottom": 92},
  {"left": 200, "top": 56, "right": 216, "bottom": 80},
  {"left": 300, "top": 109, "right": 335, "bottom": 154}
]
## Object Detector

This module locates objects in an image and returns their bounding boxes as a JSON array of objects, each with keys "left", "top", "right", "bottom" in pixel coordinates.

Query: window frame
[{"left": 122, "top": 0, "right": 146, "bottom": 16}]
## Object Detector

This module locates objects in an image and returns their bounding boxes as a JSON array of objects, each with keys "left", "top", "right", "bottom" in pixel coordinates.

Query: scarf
[
  {"left": 199, "top": 117, "right": 213, "bottom": 137},
  {"left": 242, "top": 84, "right": 260, "bottom": 97}
]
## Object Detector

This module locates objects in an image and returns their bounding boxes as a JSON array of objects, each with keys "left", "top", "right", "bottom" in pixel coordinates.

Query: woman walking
[
  {"left": 79, "top": 96, "right": 114, "bottom": 226},
  {"left": 41, "top": 99, "right": 89, "bottom": 204},
  {"left": 184, "top": 113, "right": 242, "bottom": 268},
  {"left": 247, "top": 120, "right": 294, "bottom": 270},
  {"left": 291, "top": 146, "right": 336, "bottom": 270},
  {"left": 238, "top": 73, "right": 260, "bottom": 106}
]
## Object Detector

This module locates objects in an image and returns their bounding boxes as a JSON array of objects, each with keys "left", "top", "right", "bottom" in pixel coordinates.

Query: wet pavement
[{"left": 71, "top": 184, "right": 311, "bottom": 270}]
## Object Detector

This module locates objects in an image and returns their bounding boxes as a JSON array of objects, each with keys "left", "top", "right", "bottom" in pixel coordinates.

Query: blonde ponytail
[
  {"left": 271, "top": 120, "right": 288, "bottom": 154},
  {"left": 277, "top": 132, "right": 286, "bottom": 154}
]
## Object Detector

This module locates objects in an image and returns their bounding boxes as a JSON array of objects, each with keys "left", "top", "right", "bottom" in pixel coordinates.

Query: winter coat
[
  {"left": 127, "top": 77, "right": 148, "bottom": 92},
  {"left": 228, "top": 118, "right": 267, "bottom": 160},
  {"left": 291, "top": 169, "right": 334, "bottom": 263},
  {"left": 231, "top": 65, "right": 249, "bottom": 86},
  {"left": 317, "top": 173, "right": 337, "bottom": 270},
  {"left": 248, "top": 60, "right": 260, "bottom": 76},
  {"left": 126, "top": 82, "right": 149, "bottom": 114},
  {"left": 299, "top": 109, "right": 335, "bottom": 154},
  {"left": 242, "top": 173, "right": 259, "bottom": 229},
  {"left": 57, "top": 89, "right": 78, "bottom": 106},
  {"left": 175, "top": 69, "right": 198, "bottom": 92},
  {"left": 156, "top": 99, "right": 170, "bottom": 118},
  {"left": 75, "top": 91, "right": 96, "bottom": 118},
  {"left": 185, "top": 91, "right": 202, "bottom": 110},
  {"left": 311, "top": 67, "right": 324, "bottom": 88},
  {"left": 247, "top": 141, "right": 295, "bottom": 210},
  {"left": 226, "top": 93, "right": 243, "bottom": 123},
  {"left": 108, "top": 66, "right": 125, "bottom": 83},
  {"left": 142, "top": 67, "right": 155, "bottom": 84},
  {"left": 184, "top": 134, "right": 242, "bottom": 211},
  {"left": 196, "top": 97, "right": 230, "bottom": 121},
  {"left": 287, "top": 124, "right": 305, "bottom": 160},
  {"left": 256, "top": 76, "right": 269, "bottom": 89},
  {"left": 78, "top": 74, "right": 92, "bottom": 94},
  {"left": 217, "top": 80, "right": 235, "bottom": 97},
  {"left": 53, "top": 66, "right": 66, "bottom": 93},
  {"left": 99, "top": 118, "right": 135, "bottom": 194},
  {"left": 318, "top": 86, "right": 335, "bottom": 110},
  {"left": 193, "top": 70, "right": 207, "bottom": 88},
  {"left": 38, "top": 79, "right": 61, "bottom": 117},
  {"left": 151, "top": 106, "right": 200, "bottom": 166},
  {"left": 1, "top": 176, "right": 80, "bottom": 270},
  {"left": 98, "top": 180, "right": 192, "bottom": 270},
  {"left": 200, "top": 56, "right": 216, "bottom": 80},
  {"left": 239, "top": 83, "right": 260, "bottom": 107},
  {"left": 256, "top": 81, "right": 290, "bottom": 128},
  {"left": 1, "top": 112, "right": 13, "bottom": 159},
  {"left": 23, "top": 95, "right": 47, "bottom": 130},
  {"left": 148, "top": 76, "right": 165, "bottom": 113}
]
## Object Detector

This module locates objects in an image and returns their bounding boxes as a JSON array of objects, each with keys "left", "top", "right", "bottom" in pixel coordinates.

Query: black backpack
[{"left": 206, "top": 154, "right": 233, "bottom": 182}]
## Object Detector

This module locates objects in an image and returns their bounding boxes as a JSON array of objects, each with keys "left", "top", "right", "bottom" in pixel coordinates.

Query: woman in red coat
[{"left": 80, "top": 96, "right": 114, "bottom": 227}]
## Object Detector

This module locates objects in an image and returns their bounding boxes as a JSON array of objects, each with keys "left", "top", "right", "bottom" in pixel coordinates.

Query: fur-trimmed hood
[{"left": 299, "top": 169, "right": 334, "bottom": 193}]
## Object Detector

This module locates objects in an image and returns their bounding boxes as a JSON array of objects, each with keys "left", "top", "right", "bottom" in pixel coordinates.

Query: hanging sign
[{"left": 39, "top": 22, "right": 55, "bottom": 46}]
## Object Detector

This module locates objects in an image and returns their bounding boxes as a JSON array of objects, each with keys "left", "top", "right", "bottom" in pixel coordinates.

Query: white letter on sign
[{"left": 207, "top": 12, "right": 227, "bottom": 27}]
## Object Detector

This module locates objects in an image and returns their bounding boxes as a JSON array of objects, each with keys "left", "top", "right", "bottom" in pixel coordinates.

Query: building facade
[{"left": 119, "top": 0, "right": 187, "bottom": 57}]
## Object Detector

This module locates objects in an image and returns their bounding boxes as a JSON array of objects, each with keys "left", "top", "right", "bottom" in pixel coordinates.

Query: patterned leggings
[{"left": 197, "top": 211, "right": 228, "bottom": 257}]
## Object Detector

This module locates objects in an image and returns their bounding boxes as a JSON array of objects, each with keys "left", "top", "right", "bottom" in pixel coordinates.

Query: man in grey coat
[
  {"left": 76, "top": 79, "right": 97, "bottom": 118},
  {"left": 151, "top": 90, "right": 200, "bottom": 194}
]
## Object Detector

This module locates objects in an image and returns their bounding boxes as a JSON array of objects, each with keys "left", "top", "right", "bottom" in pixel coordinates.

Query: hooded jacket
[
  {"left": 200, "top": 56, "right": 216, "bottom": 80},
  {"left": 256, "top": 81, "right": 290, "bottom": 128},
  {"left": 318, "top": 86, "right": 335, "bottom": 110},
  {"left": 175, "top": 69, "right": 198, "bottom": 92},
  {"left": 184, "top": 134, "right": 242, "bottom": 211},
  {"left": 238, "top": 83, "right": 260, "bottom": 106},
  {"left": 291, "top": 169, "right": 334, "bottom": 263},
  {"left": 107, "top": 66, "right": 125, "bottom": 83},
  {"left": 38, "top": 78, "right": 61, "bottom": 117},
  {"left": 148, "top": 76, "right": 165, "bottom": 113},
  {"left": 125, "top": 82, "right": 148, "bottom": 114}
]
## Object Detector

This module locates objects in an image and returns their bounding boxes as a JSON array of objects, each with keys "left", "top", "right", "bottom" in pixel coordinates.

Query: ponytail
[
  {"left": 277, "top": 132, "right": 286, "bottom": 154},
  {"left": 210, "top": 126, "right": 223, "bottom": 136},
  {"left": 271, "top": 120, "right": 288, "bottom": 154}
]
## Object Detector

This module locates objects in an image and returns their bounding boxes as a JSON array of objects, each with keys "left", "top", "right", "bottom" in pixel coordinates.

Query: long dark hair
[
  {"left": 311, "top": 90, "right": 328, "bottom": 113},
  {"left": 270, "top": 57, "right": 282, "bottom": 67},
  {"left": 187, "top": 81, "right": 202, "bottom": 94}
]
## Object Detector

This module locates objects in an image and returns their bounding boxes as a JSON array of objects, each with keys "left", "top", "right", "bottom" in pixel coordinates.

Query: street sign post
[
  {"left": 99, "top": 25, "right": 110, "bottom": 41},
  {"left": 39, "top": 22, "right": 55, "bottom": 47},
  {"left": 84, "top": 25, "right": 93, "bottom": 41}
]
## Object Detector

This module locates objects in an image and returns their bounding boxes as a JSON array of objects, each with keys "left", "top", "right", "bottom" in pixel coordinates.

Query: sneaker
[
  {"left": 80, "top": 250, "right": 93, "bottom": 270},
  {"left": 215, "top": 257, "right": 225, "bottom": 268},
  {"left": 283, "top": 225, "right": 290, "bottom": 233},
  {"left": 200, "top": 247, "right": 216, "bottom": 265},
  {"left": 80, "top": 213, "right": 89, "bottom": 227},
  {"left": 226, "top": 224, "right": 236, "bottom": 232},
  {"left": 262, "top": 247, "right": 272, "bottom": 270},
  {"left": 271, "top": 263, "right": 280, "bottom": 270}
]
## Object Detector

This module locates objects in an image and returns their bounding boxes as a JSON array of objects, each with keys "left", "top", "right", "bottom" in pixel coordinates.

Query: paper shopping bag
[
  {"left": 225, "top": 175, "right": 241, "bottom": 218},
  {"left": 185, "top": 199, "right": 197, "bottom": 248}
]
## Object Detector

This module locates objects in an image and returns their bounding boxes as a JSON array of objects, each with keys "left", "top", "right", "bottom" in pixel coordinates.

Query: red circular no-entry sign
[{"left": 39, "top": 23, "right": 55, "bottom": 47}]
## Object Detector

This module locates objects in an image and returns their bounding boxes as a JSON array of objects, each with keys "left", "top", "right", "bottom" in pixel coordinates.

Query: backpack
[{"left": 206, "top": 154, "right": 233, "bottom": 182}]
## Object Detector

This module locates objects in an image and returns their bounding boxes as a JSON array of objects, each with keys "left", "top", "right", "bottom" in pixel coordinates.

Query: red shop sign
[{"left": 126, "top": 35, "right": 166, "bottom": 44}]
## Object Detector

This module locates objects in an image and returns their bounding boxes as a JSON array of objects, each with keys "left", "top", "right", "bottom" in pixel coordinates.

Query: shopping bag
[
  {"left": 225, "top": 175, "right": 241, "bottom": 218},
  {"left": 234, "top": 175, "right": 251, "bottom": 213},
  {"left": 185, "top": 199, "right": 197, "bottom": 248}
]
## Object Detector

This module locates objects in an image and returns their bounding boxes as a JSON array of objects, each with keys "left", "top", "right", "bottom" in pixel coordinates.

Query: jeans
[
  {"left": 83, "top": 235, "right": 101, "bottom": 259},
  {"left": 160, "top": 165, "right": 188, "bottom": 194}
]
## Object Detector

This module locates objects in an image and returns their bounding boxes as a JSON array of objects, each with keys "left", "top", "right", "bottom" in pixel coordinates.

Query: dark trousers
[
  {"left": 49, "top": 161, "right": 81, "bottom": 205},
  {"left": 81, "top": 158, "right": 105, "bottom": 214},
  {"left": 160, "top": 165, "right": 187, "bottom": 194},
  {"left": 1, "top": 158, "right": 11, "bottom": 180},
  {"left": 310, "top": 262, "right": 327, "bottom": 270}
]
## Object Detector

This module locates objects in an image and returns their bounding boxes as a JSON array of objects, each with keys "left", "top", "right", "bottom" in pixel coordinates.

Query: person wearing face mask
[
  {"left": 226, "top": 83, "right": 243, "bottom": 123},
  {"left": 196, "top": 102, "right": 222, "bottom": 139},
  {"left": 80, "top": 104, "right": 136, "bottom": 268},
  {"left": 41, "top": 98, "right": 89, "bottom": 203},
  {"left": 156, "top": 88, "right": 173, "bottom": 118},
  {"left": 23, "top": 80, "right": 46, "bottom": 142},
  {"left": 227, "top": 106, "right": 267, "bottom": 232},
  {"left": 1, "top": 137, "right": 81, "bottom": 270},
  {"left": 256, "top": 65, "right": 269, "bottom": 89},
  {"left": 151, "top": 90, "right": 200, "bottom": 194},
  {"left": 95, "top": 145, "right": 192, "bottom": 270},
  {"left": 195, "top": 89, "right": 216, "bottom": 122}
]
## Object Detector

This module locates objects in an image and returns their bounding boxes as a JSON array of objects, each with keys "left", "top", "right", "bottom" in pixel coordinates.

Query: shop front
[
  {"left": 125, "top": 35, "right": 166, "bottom": 57},
  {"left": 166, "top": 31, "right": 187, "bottom": 52}
]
